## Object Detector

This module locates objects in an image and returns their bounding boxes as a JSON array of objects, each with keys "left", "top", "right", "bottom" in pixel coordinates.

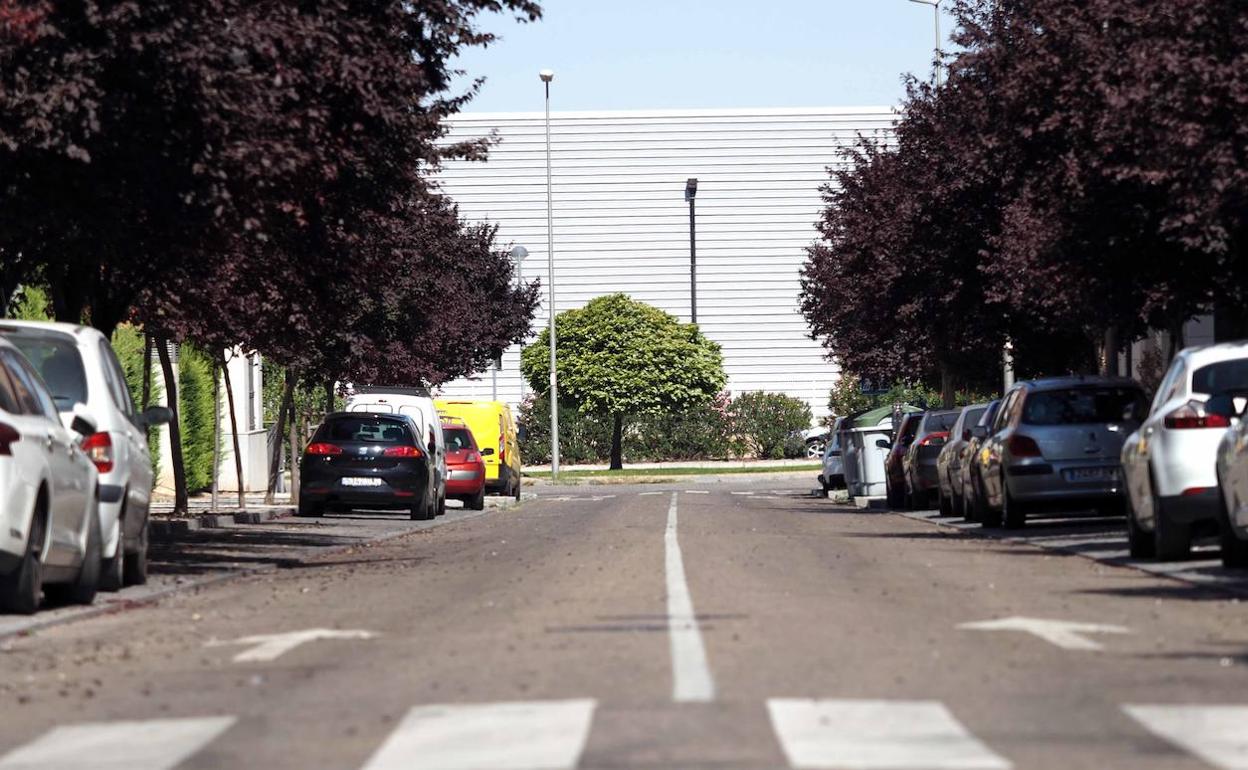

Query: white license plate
[
  {"left": 341, "top": 477, "right": 384, "bottom": 487},
  {"left": 1065, "top": 467, "right": 1117, "bottom": 482}
]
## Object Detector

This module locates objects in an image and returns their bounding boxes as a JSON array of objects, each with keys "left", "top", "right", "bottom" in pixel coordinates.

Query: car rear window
[
  {"left": 923, "top": 411, "right": 960, "bottom": 432},
  {"left": 320, "top": 417, "right": 412, "bottom": 444},
  {"left": 6, "top": 334, "right": 87, "bottom": 409},
  {"left": 444, "top": 428, "right": 475, "bottom": 452},
  {"left": 962, "top": 407, "right": 986, "bottom": 429},
  {"left": 1022, "top": 387, "right": 1146, "bottom": 426},
  {"left": 1192, "top": 358, "right": 1248, "bottom": 396}
]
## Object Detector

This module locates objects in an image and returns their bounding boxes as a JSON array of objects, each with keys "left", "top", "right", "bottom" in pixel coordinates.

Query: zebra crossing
[{"left": 3, "top": 700, "right": 1246, "bottom": 769}]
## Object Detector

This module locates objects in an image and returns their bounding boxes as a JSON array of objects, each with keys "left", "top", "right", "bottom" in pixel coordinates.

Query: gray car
[
  {"left": 977, "top": 377, "right": 1147, "bottom": 529},
  {"left": 936, "top": 403, "right": 990, "bottom": 517}
]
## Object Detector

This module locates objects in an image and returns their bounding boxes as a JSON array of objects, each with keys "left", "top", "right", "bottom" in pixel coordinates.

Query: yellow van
[{"left": 433, "top": 400, "right": 521, "bottom": 499}]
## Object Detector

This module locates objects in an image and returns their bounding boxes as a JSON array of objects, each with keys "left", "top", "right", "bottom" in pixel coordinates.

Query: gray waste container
[{"left": 841, "top": 424, "right": 893, "bottom": 500}]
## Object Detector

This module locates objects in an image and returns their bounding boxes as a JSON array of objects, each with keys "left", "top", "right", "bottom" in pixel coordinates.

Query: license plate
[
  {"left": 341, "top": 477, "right": 383, "bottom": 487},
  {"left": 1065, "top": 467, "right": 1117, "bottom": 482}
]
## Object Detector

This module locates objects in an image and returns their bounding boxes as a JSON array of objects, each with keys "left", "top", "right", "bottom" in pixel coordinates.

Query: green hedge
[
  {"left": 731, "top": 391, "right": 813, "bottom": 460},
  {"left": 111, "top": 325, "right": 161, "bottom": 480},
  {"left": 178, "top": 344, "right": 218, "bottom": 493}
]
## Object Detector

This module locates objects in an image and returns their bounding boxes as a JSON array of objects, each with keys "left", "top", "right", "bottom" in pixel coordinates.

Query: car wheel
[
  {"left": 45, "top": 506, "right": 101, "bottom": 607},
  {"left": 0, "top": 502, "right": 45, "bottom": 615},
  {"left": 938, "top": 491, "right": 953, "bottom": 517},
  {"left": 513, "top": 473, "right": 523, "bottom": 502},
  {"left": 411, "top": 492, "right": 436, "bottom": 521},
  {"left": 296, "top": 498, "right": 324, "bottom": 518},
  {"left": 1152, "top": 495, "right": 1191, "bottom": 561},
  {"left": 436, "top": 489, "right": 447, "bottom": 517},
  {"left": 1002, "top": 478, "right": 1025, "bottom": 530},
  {"left": 468, "top": 488, "right": 486, "bottom": 511},
  {"left": 980, "top": 476, "right": 1004, "bottom": 528},
  {"left": 123, "top": 520, "right": 149, "bottom": 587},
  {"left": 1125, "top": 488, "right": 1155, "bottom": 558},
  {"left": 886, "top": 480, "right": 904, "bottom": 509},
  {"left": 99, "top": 504, "right": 125, "bottom": 592}
]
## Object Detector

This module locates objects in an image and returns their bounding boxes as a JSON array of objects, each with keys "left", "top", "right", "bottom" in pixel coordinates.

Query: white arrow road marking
[
  {"left": 361, "top": 700, "right": 596, "bottom": 770},
  {"left": 958, "top": 616, "right": 1129, "bottom": 651},
  {"left": 768, "top": 699, "right": 1012, "bottom": 769},
  {"left": 0, "top": 717, "right": 236, "bottom": 770},
  {"left": 667, "top": 492, "right": 715, "bottom": 702},
  {"left": 1124, "top": 705, "right": 1248, "bottom": 769},
  {"left": 207, "top": 628, "right": 377, "bottom": 662}
]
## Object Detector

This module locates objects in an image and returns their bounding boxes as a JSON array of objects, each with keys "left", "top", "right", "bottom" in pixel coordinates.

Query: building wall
[{"left": 432, "top": 106, "right": 897, "bottom": 420}]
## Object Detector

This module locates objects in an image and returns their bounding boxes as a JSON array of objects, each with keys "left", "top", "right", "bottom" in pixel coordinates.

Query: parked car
[
  {"left": 298, "top": 412, "right": 438, "bottom": 520},
  {"left": 1122, "top": 343, "right": 1248, "bottom": 559},
  {"left": 0, "top": 320, "right": 171, "bottom": 590},
  {"left": 979, "top": 377, "right": 1146, "bottom": 529},
  {"left": 960, "top": 400, "right": 1001, "bottom": 522},
  {"left": 936, "top": 403, "right": 990, "bottom": 517},
  {"left": 902, "top": 409, "right": 960, "bottom": 509},
  {"left": 1211, "top": 391, "right": 1248, "bottom": 566},
  {"left": 346, "top": 386, "right": 446, "bottom": 516},
  {"left": 803, "top": 426, "right": 829, "bottom": 460},
  {"left": 0, "top": 338, "right": 102, "bottom": 614},
  {"left": 434, "top": 399, "right": 521, "bottom": 500},
  {"left": 817, "top": 417, "right": 847, "bottom": 495},
  {"left": 885, "top": 412, "right": 923, "bottom": 509},
  {"left": 442, "top": 418, "right": 486, "bottom": 511}
]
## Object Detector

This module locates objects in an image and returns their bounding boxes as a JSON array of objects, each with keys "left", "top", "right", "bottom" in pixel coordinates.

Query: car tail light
[
  {"left": 919, "top": 431, "right": 949, "bottom": 447},
  {"left": 82, "top": 431, "right": 114, "bottom": 473},
  {"left": 465, "top": 451, "right": 480, "bottom": 464},
  {"left": 1182, "top": 486, "right": 1214, "bottom": 496},
  {"left": 305, "top": 442, "right": 343, "bottom": 456},
  {"left": 0, "top": 422, "right": 19, "bottom": 456},
  {"left": 498, "top": 427, "right": 505, "bottom": 465},
  {"left": 382, "top": 445, "right": 423, "bottom": 458},
  {"left": 1008, "top": 434, "right": 1043, "bottom": 458},
  {"left": 1164, "top": 400, "right": 1231, "bottom": 430}
]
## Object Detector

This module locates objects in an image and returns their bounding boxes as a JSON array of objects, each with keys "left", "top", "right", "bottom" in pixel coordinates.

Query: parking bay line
[
  {"left": 0, "top": 717, "right": 236, "bottom": 770},
  {"left": 666, "top": 492, "right": 716, "bottom": 702}
]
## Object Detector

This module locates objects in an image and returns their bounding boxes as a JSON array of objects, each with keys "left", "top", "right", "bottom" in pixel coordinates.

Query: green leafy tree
[
  {"left": 732, "top": 392, "right": 813, "bottom": 460},
  {"left": 521, "top": 294, "right": 726, "bottom": 470},
  {"left": 177, "top": 344, "right": 218, "bottom": 493}
]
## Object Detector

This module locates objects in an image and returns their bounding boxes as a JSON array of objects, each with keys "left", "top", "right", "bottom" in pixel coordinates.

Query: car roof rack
[{"left": 352, "top": 384, "right": 431, "bottom": 398}]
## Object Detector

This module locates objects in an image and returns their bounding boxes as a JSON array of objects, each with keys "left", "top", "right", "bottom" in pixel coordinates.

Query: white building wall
[{"left": 433, "top": 107, "right": 897, "bottom": 420}]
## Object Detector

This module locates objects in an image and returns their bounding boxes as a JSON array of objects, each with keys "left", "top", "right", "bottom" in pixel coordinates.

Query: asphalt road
[{"left": 3, "top": 477, "right": 1248, "bottom": 769}]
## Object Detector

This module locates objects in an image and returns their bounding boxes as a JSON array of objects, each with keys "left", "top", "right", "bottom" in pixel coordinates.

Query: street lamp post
[
  {"left": 509, "top": 245, "right": 528, "bottom": 405},
  {"left": 685, "top": 178, "right": 698, "bottom": 324},
  {"left": 540, "top": 69, "right": 559, "bottom": 480},
  {"left": 907, "top": 0, "right": 944, "bottom": 87}
]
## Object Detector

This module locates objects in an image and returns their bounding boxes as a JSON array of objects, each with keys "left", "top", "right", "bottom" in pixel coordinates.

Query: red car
[
  {"left": 441, "top": 420, "right": 486, "bottom": 510},
  {"left": 885, "top": 412, "right": 923, "bottom": 509}
]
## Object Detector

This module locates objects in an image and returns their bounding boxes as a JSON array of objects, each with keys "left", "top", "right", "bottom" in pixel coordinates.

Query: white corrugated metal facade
[{"left": 432, "top": 107, "right": 896, "bottom": 420}]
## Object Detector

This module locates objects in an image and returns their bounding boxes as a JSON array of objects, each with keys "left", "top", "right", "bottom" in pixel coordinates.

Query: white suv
[
  {"left": 0, "top": 338, "right": 101, "bottom": 613},
  {"left": 1122, "top": 342, "right": 1248, "bottom": 559},
  {"left": 0, "top": 321, "right": 171, "bottom": 590}
]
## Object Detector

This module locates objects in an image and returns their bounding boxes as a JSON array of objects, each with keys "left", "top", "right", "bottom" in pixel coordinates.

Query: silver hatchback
[{"left": 976, "top": 377, "right": 1147, "bottom": 529}]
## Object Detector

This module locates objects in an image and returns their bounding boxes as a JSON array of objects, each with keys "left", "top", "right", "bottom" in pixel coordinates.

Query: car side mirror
[
  {"left": 875, "top": 439, "right": 891, "bottom": 450},
  {"left": 70, "top": 415, "right": 97, "bottom": 437},
  {"left": 481, "top": 447, "right": 496, "bottom": 456},
  {"left": 140, "top": 405, "right": 173, "bottom": 428}
]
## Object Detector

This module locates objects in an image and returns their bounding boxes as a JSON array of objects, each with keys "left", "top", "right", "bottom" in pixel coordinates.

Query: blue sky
[{"left": 451, "top": 0, "right": 952, "bottom": 113}]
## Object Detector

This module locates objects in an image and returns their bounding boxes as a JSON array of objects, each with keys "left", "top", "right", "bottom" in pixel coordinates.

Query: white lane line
[
  {"left": 639, "top": 491, "right": 665, "bottom": 496},
  {"left": 0, "top": 716, "right": 236, "bottom": 770},
  {"left": 684, "top": 490, "right": 710, "bottom": 495},
  {"left": 730, "top": 491, "right": 755, "bottom": 496},
  {"left": 360, "top": 700, "right": 596, "bottom": 770},
  {"left": 1124, "top": 705, "right": 1248, "bottom": 769},
  {"left": 666, "top": 492, "right": 715, "bottom": 703},
  {"left": 768, "top": 699, "right": 1012, "bottom": 769}
]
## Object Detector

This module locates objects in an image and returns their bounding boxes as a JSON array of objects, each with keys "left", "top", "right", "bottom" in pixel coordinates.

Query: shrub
[
  {"left": 625, "top": 391, "right": 742, "bottom": 461},
  {"left": 517, "top": 394, "right": 614, "bottom": 465},
  {"left": 178, "top": 344, "right": 218, "bottom": 493},
  {"left": 731, "top": 391, "right": 812, "bottom": 459}
]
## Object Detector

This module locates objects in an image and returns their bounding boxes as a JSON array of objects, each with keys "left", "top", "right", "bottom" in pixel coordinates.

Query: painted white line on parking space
[
  {"left": 360, "top": 700, "right": 596, "bottom": 770},
  {"left": 639, "top": 491, "right": 665, "bottom": 496},
  {"left": 0, "top": 717, "right": 236, "bottom": 770},
  {"left": 684, "top": 490, "right": 710, "bottom": 495},
  {"left": 767, "top": 699, "right": 1011, "bottom": 769},
  {"left": 730, "top": 491, "right": 755, "bottom": 496},
  {"left": 666, "top": 492, "right": 715, "bottom": 702},
  {"left": 1124, "top": 705, "right": 1248, "bottom": 769}
]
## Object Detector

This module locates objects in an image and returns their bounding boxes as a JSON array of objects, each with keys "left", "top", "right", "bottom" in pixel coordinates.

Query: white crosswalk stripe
[
  {"left": 1124, "top": 704, "right": 1248, "bottom": 769},
  {"left": 360, "top": 699, "right": 597, "bottom": 770},
  {"left": 768, "top": 699, "right": 1012, "bottom": 769},
  {"left": 0, "top": 716, "right": 235, "bottom": 770}
]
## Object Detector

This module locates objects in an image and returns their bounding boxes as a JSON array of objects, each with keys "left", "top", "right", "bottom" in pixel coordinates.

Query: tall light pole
[
  {"left": 509, "top": 245, "right": 528, "bottom": 405},
  {"left": 540, "top": 68, "right": 560, "bottom": 480},
  {"left": 907, "top": 0, "right": 944, "bottom": 87},
  {"left": 684, "top": 178, "right": 698, "bottom": 324}
]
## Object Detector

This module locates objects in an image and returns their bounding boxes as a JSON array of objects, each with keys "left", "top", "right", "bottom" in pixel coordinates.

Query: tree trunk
[
  {"left": 939, "top": 364, "right": 956, "bottom": 409},
  {"left": 156, "top": 339, "right": 188, "bottom": 515},
  {"left": 1099, "top": 326, "right": 1119, "bottom": 377},
  {"left": 211, "top": 359, "right": 221, "bottom": 512},
  {"left": 609, "top": 414, "right": 624, "bottom": 471},
  {"left": 221, "top": 354, "right": 246, "bottom": 510},
  {"left": 289, "top": 406, "right": 301, "bottom": 505},
  {"left": 324, "top": 381, "right": 335, "bottom": 417},
  {"left": 1165, "top": 319, "right": 1185, "bottom": 364},
  {"left": 265, "top": 370, "right": 295, "bottom": 505}
]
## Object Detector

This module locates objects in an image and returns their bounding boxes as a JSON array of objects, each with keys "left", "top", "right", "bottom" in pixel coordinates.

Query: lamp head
[
  {"left": 510, "top": 245, "right": 529, "bottom": 261},
  {"left": 684, "top": 178, "right": 698, "bottom": 202},
  {"left": 539, "top": 69, "right": 554, "bottom": 82}
]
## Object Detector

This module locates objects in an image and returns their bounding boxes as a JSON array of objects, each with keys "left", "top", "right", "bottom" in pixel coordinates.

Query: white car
[
  {"left": 1211, "top": 391, "right": 1248, "bottom": 567},
  {"left": 0, "top": 338, "right": 101, "bottom": 614},
  {"left": 345, "top": 386, "right": 446, "bottom": 516},
  {"left": 817, "top": 418, "right": 846, "bottom": 494},
  {"left": 1122, "top": 342, "right": 1248, "bottom": 560},
  {"left": 0, "top": 321, "right": 171, "bottom": 590}
]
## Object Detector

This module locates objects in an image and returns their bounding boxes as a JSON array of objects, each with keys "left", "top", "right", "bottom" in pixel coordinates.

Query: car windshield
[
  {"left": 1022, "top": 387, "right": 1145, "bottom": 426},
  {"left": 444, "top": 428, "right": 474, "bottom": 451},
  {"left": 321, "top": 417, "right": 411, "bottom": 444},
  {"left": 924, "top": 411, "right": 959, "bottom": 432},
  {"left": 1192, "top": 358, "right": 1248, "bottom": 396},
  {"left": 6, "top": 334, "right": 87, "bottom": 409}
]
